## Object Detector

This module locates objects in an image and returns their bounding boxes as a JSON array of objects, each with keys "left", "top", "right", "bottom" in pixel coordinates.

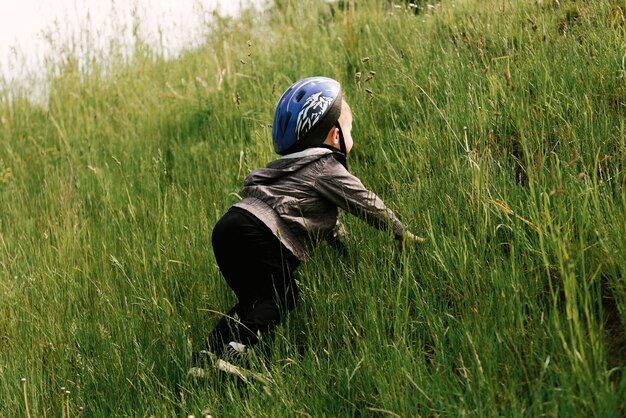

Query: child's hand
[
  {"left": 405, "top": 231, "right": 425, "bottom": 243},
  {"left": 396, "top": 231, "right": 425, "bottom": 250},
  {"left": 327, "top": 221, "right": 349, "bottom": 256}
]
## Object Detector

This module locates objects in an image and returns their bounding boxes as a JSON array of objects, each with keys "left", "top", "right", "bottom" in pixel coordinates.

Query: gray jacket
[{"left": 233, "top": 147, "right": 406, "bottom": 261}]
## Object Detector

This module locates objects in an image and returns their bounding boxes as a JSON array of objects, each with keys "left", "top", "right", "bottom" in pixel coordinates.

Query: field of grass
[{"left": 1, "top": 0, "right": 624, "bottom": 416}]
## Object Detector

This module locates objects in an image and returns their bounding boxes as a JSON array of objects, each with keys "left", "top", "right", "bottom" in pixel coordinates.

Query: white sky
[{"left": 0, "top": 0, "right": 264, "bottom": 89}]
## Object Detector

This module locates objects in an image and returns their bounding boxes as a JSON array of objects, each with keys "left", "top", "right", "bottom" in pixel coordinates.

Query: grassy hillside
[{"left": 1, "top": 0, "right": 624, "bottom": 416}]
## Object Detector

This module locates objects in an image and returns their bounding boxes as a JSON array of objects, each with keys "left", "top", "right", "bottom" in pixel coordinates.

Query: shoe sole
[{"left": 188, "top": 359, "right": 270, "bottom": 385}]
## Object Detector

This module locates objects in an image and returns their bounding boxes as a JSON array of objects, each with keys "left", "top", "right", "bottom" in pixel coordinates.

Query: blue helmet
[{"left": 272, "top": 77, "right": 343, "bottom": 155}]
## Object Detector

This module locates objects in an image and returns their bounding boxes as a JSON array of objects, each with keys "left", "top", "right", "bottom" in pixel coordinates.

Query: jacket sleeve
[{"left": 314, "top": 157, "right": 406, "bottom": 239}]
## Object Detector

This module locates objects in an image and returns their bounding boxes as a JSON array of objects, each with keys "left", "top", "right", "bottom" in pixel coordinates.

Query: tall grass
[{"left": 1, "top": 0, "right": 624, "bottom": 415}]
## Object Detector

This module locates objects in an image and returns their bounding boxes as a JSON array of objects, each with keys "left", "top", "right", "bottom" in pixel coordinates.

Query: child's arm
[{"left": 315, "top": 160, "right": 424, "bottom": 244}]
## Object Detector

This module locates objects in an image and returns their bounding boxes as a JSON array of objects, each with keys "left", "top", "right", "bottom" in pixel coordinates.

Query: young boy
[{"left": 193, "top": 76, "right": 423, "bottom": 373}]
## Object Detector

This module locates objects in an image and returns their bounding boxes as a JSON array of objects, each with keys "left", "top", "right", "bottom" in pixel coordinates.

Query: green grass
[{"left": 1, "top": 0, "right": 624, "bottom": 416}]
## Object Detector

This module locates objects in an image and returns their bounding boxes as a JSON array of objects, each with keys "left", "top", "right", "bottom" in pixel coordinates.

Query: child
[{"left": 194, "top": 76, "right": 423, "bottom": 372}]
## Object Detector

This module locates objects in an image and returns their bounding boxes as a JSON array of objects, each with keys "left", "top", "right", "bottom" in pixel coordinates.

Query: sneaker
[
  {"left": 189, "top": 342, "right": 252, "bottom": 381},
  {"left": 223, "top": 341, "right": 247, "bottom": 366}
]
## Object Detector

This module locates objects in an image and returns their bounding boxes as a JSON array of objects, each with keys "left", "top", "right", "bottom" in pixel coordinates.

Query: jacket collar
[
  {"left": 279, "top": 145, "right": 347, "bottom": 169},
  {"left": 279, "top": 147, "right": 333, "bottom": 160}
]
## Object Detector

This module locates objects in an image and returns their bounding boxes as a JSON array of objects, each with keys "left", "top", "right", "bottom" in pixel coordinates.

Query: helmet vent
[{"left": 295, "top": 91, "right": 306, "bottom": 102}]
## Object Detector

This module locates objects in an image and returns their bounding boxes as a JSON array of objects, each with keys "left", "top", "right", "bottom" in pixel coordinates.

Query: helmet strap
[
  {"left": 336, "top": 122, "right": 347, "bottom": 156},
  {"left": 335, "top": 122, "right": 348, "bottom": 169}
]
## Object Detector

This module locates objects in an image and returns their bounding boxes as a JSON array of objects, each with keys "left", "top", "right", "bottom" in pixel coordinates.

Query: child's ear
[
  {"left": 332, "top": 127, "right": 340, "bottom": 144},
  {"left": 323, "top": 126, "right": 340, "bottom": 147}
]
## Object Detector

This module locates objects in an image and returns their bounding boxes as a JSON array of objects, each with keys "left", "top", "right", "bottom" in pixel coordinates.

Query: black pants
[{"left": 206, "top": 208, "right": 301, "bottom": 351}]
